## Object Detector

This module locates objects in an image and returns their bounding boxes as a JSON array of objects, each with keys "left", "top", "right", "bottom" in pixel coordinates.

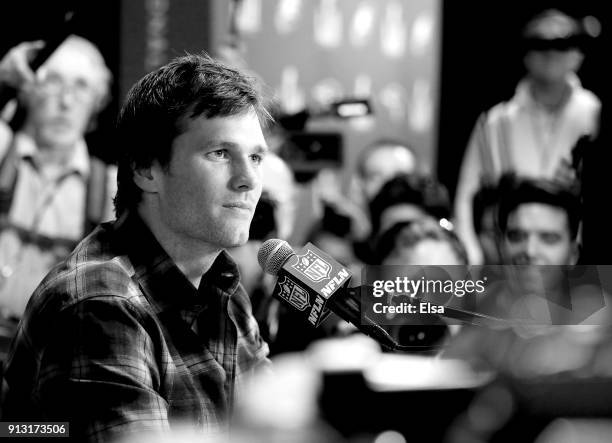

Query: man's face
[
  {"left": 503, "top": 202, "right": 577, "bottom": 266},
  {"left": 151, "top": 110, "right": 268, "bottom": 250},
  {"left": 24, "top": 45, "right": 102, "bottom": 150},
  {"left": 524, "top": 48, "right": 581, "bottom": 84}
]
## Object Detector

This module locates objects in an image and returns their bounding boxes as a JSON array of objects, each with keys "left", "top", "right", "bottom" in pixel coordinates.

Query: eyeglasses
[
  {"left": 33, "top": 72, "right": 97, "bottom": 103},
  {"left": 523, "top": 37, "right": 581, "bottom": 52}
]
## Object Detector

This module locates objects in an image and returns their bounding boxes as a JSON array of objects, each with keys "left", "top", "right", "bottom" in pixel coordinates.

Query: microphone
[
  {"left": 258, "top": 240, "right": 509, "bottom": 351},
  {"left": 258, "top": 239, "right": 405, "bottom": 351}
]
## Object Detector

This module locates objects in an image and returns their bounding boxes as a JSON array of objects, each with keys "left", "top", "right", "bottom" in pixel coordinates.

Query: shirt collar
[
  {"left": 15, "top": 132, "right": 90, "bottom": 177},
  {"left": 113, "top": 211, "right": 241, "bottom": 315},
  {"left": 514, "top": 73, "right": 582, "bottom": 109}
]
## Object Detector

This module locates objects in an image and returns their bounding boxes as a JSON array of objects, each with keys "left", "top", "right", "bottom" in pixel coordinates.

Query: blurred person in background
[
  {"left": 497, "top": 174, "right": 580, "bottom": 268},
  {"left": 347, "top": 139, "right": 418, "bottom": 260},
  {"left": 454, "top": 9, "right": 600, "bottom": 264},
  {"left": 307, "top": 139, "right": 417, "bottom": 263},
  {"left": 377, "top": 217, "right": 468, "bottom": 267},
  {"left": 367, "top": 174, "right": 452, "bottom": 263},
  {"left": 478, "top": 174, "right": 611, "bottom": 327},
  {"left": 0, "top": 36, "right": 116, "bottom": 320},
  {"left": 492, "top": 174, "right": 593, "bottom": 325},
  {"left": 374, "top": 217, "right": 469, "bottom": 352},
  {"left": 354, "top": 138, "right": 417, "bottom": 202}
]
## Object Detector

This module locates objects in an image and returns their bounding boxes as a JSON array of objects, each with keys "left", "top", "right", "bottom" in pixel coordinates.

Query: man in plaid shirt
[{"left": 2, "top": 53, "right": 272, "bottom": 441}]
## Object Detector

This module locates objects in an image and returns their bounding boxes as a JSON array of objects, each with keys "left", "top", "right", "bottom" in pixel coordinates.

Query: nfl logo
[
  {"left": 277, "top": 276, "right": 311, "bottom": 311},
  {"left": 292, "top": 249, "right": 331, "bottom": 282}
]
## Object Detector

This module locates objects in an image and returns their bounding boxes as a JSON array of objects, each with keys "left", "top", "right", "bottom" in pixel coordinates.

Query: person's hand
[
  {"left": 552, "top": 158, "right": 578, "bottom": 187},
  {"left": 0, "top": 41, "right": 44, "bottom": 90}
]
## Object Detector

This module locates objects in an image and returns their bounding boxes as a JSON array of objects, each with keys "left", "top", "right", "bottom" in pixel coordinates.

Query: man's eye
[
  {"left": 250, "top": 153, "right": 263, "bottom": 164},
  {"left": 74, "top": 78, "right": 93, "bottom": 93},
  {"left": 506, "top": 230, "right": 525, "bottom": 243},
  {"left": 540, "top": 233, "right": 562, "bottom": 244},
  {"left": 207, "top": 150, "right": 228, "bottom": 160}
]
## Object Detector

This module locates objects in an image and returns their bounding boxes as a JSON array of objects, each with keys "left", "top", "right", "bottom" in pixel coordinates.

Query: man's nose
[
  {"left": 57, "top": 87, "right": 78, "bottom": 109},
  {"left": 523, "top": 236, "right": 542, "bottom": 262},
  {"left": 230, "top": 157, "right": 259, "bottom": 192}
]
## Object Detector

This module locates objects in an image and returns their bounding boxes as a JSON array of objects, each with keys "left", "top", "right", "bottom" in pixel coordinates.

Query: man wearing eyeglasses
[{"left": 0, "top": 36, "right": 116, "bottom": 320}]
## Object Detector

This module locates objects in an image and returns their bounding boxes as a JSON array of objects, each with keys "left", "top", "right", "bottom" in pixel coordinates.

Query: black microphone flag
[
  {"left": 259, "top": 240, "right": 351, "bottom": 327},
  {"left": 259, "top": 239, "right": 407, "bottom": 350}
]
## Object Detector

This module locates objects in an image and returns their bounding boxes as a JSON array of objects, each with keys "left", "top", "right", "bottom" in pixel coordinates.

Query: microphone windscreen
[{"left": 258, "top": 239, "right": 295, "bottom": 276}]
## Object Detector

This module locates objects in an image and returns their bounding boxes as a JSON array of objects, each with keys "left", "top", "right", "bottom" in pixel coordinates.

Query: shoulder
[
  {"left": 485, "top": 99, "right": 520, "bottom": 124},
  {"left": 11, "top": 228, "right": 159, "bottom": 373},
  {"left": 573, "top": 87, "right": 601, "bottom": 112},
  {"left": 26, "top": 223, "right": 146, "bottom": 319}
]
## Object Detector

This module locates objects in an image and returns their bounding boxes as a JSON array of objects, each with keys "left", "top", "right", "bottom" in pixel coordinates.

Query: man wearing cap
[{"left": 454, "top": 9, "right": 601, "bottom": 265}]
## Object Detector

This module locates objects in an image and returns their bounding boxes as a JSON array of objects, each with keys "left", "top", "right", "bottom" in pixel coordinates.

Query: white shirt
[{"left": 0, "top": 124, "right": 116, "bottom": 317}]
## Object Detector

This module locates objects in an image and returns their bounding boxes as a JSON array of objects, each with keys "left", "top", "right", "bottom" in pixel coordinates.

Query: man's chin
[
  {"left": 40, "top": 131, "right": 80, "bottom": 150},
  {"left": 222, "top": 230, "right": 251, "bottom": 249}
]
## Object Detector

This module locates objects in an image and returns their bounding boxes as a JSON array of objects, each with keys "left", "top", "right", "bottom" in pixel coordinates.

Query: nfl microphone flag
[{"left": 271, "top": 242, "right": 352, "bottom": 327}]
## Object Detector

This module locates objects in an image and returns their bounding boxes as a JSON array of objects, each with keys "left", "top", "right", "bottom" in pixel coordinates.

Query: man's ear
[{"left": 132, "top": 163, "right": 159, "bottom": 194}]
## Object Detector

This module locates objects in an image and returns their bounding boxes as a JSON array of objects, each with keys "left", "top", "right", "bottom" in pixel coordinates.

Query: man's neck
[
  {"left": 34, "top": 146, "right": 78, "bottom": 181},
  {"left": 36, "top": 145, "right": 73, "bottom": 165},
  {"left": 529, "top": 78, "right": 572, "bottom": 112},
  {"left": 137, "top": 204, "right": 221, "bottom": 289},
  {"left": 23, "top": 125, "right": 78, "bottom": 172}
]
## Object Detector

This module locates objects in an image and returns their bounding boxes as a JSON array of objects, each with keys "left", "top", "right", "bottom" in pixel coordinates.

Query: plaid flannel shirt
[{"left": 2, "top": 211, "right": 270, "bottom": 442}]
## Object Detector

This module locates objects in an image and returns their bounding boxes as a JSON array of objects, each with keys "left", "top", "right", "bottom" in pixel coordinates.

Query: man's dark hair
[
  {"left": 113, "top": 53, "right": 272, "bottom": 215},
  {"left": 497, "top": 173, "right": 581, "bottom": 239},
  {"left": 368, "top": 174, "right": 450, "bottom": 235},
  {"left": 472, "top": 181, "right": 501, "bottom": 235}
]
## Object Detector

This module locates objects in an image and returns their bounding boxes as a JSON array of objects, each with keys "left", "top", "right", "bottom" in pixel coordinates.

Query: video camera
[{"left": 277, "top": 98, "right": 372, "bottom": 183}]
